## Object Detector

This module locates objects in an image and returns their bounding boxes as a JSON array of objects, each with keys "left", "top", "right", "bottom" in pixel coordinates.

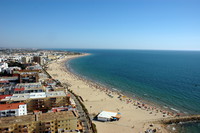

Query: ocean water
[
  {"left": 66, "top": 49, "right": 200, "bottom": 132},
  {"left": 175, "top": 122, "right": 200, "bottom": 133}
]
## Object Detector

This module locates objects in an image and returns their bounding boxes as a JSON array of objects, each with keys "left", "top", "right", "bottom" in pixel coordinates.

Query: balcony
[{"left": 45, "top": 128, "right": 51, "bottom": 131}]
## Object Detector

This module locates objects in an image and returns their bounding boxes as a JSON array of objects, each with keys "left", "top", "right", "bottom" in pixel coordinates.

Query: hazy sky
[{"left": 0, "top": 0, "right": 200, "bottom": 50}]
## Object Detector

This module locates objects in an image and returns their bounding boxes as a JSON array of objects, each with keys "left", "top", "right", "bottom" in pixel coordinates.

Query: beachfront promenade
[
  {"left": 44, "top": 66, "right": 94, "bottom": 133},
  {"left": 67, "top": 90, "right": 93, "bottom": 133}
]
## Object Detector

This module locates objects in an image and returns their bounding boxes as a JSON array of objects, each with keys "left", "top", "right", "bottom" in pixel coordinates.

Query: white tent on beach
[{"left": 97, "top": 111, "right": 121, "bottom": 122}]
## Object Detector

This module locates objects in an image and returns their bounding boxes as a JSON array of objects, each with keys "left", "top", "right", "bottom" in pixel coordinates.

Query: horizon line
[{"left": 1, "top": 47, "right": 200, "bottom": 51}]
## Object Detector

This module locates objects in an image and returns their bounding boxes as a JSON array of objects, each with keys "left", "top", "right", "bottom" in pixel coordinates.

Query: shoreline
[
  {"left": 47, "top": 54, "right": 173, "bottom": 133},
  {"left": 66, "top": 54, "right": 179, "bottom": 117}
]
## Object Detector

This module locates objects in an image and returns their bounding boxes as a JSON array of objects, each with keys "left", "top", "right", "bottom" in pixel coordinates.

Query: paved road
[{"left": 68, "top": 90, "right": 93, "bottom": 133}]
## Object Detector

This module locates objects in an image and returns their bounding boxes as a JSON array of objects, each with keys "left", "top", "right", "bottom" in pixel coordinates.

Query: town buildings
[
  {"left": 0, "top": 103, "right": 27, "bottom": 117},
  {"left": 0, "top": 111, "right": 81, "bottom": 133},
  {"left": 0, "top": 49, "right": 83, "bottom": 133}
]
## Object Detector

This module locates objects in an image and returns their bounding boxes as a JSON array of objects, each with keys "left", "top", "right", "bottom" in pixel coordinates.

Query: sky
[{"left": 0, "top": 0, "right": 200, "bottom": 50}]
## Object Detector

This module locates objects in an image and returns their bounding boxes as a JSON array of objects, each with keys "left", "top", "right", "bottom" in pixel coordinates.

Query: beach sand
[{"left": 47, "top": 54, "right": 171, "bottom": 133}]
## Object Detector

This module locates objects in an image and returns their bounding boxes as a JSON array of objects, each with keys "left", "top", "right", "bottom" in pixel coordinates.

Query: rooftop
[
  {"left": 0, "top": 81, "right": 9, "bottom": 83},
  {"left": 16, "top": 82, "right": 41, "bottom": 86},
  {"left": 0, "top": 103, "right": 25, "bottom": 111},
  {"left": 0, "top": 95, "right": 12, "bottom": 100},
  {"left": 14, "top": 88, "right": 25, "bottom": 91},
  {"left": 3, "top": 91, "right": 67, "bottom": 101},
  {"left": 46, "top": 91, "right": 66, "bottom": 97},
  {"left": 10, "top": 94, "right": 29, "bottom": 101},
  {"left": 98, "top": 111, "right": 121, "bottom": 119},
  {"left": 29, "top": 92, "right": 46, "bottom": 99}
]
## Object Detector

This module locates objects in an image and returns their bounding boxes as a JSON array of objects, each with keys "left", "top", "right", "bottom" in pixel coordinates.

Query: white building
[
  {"left": 70, "top": 98, "right": 76, "bottom": 108},
  {"left": 26, "top": 64, "right": 42, "bottom": 70},
  {"left": 5, "top": 93, "right": 46, "bottom": 102},
  {"left": 10, "top": 94, "right": 30, "bottom": 102},
  {"left": 5, "top": 66, "right": 21, "bottom": 74},
  {"left": 46, "top": 91, "right": 66, "bottom": 97},
  {"left": 15, "top": 82, "right": 42, "bottom": 89},
  {"left": 2, "top": 91, "right": 67, "bottom": 102},
  {"left": 0, "top": 103, "right": 27, "bottom": 117},
  {"left": 97, "top": 111, "right": 121, "bottom": 122},
  {"left": 21, "top": 56, "right": 32, "bottom": 64},
  {"left": 29, "top": 92, "right": 46, "bottom": 99},
  {"left": 0, "top": 62, "right": 8, "bottom": 73}
]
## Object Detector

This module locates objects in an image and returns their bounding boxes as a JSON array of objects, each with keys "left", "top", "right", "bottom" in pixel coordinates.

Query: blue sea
[{"left": 66, "top": 49, "right": 200, "bottom": 132}]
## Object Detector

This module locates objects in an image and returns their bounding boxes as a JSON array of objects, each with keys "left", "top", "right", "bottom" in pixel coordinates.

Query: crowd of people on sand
[{"left": 58, "top": 57, "right": 181, "bottom": 119}]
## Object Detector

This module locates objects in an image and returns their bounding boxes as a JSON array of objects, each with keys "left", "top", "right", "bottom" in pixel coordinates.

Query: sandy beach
[{"left": 46, "top": 54, "right": 172, "bottom": 133}]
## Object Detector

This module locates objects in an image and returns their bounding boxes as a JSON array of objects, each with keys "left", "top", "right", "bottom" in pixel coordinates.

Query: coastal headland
[{"left": 47, "top": 54, "right": 174, "bottom": 133}]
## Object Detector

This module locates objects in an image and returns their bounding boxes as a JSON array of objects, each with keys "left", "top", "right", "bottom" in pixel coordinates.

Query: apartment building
[
  {"left": 28, "top": 91, "right": 70, "bottom": 112},
  {"left": 1, "top": 91, "right": 70, "bottom": 112},
  {"left": 13, "top": 70, "right": 39, "bottom": 83},
  {"left": 0, "top": 103, "right": 27, "bottom": 117},
  {"left": 0, "top": 111, "right": 81, "bottom": 133}
]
